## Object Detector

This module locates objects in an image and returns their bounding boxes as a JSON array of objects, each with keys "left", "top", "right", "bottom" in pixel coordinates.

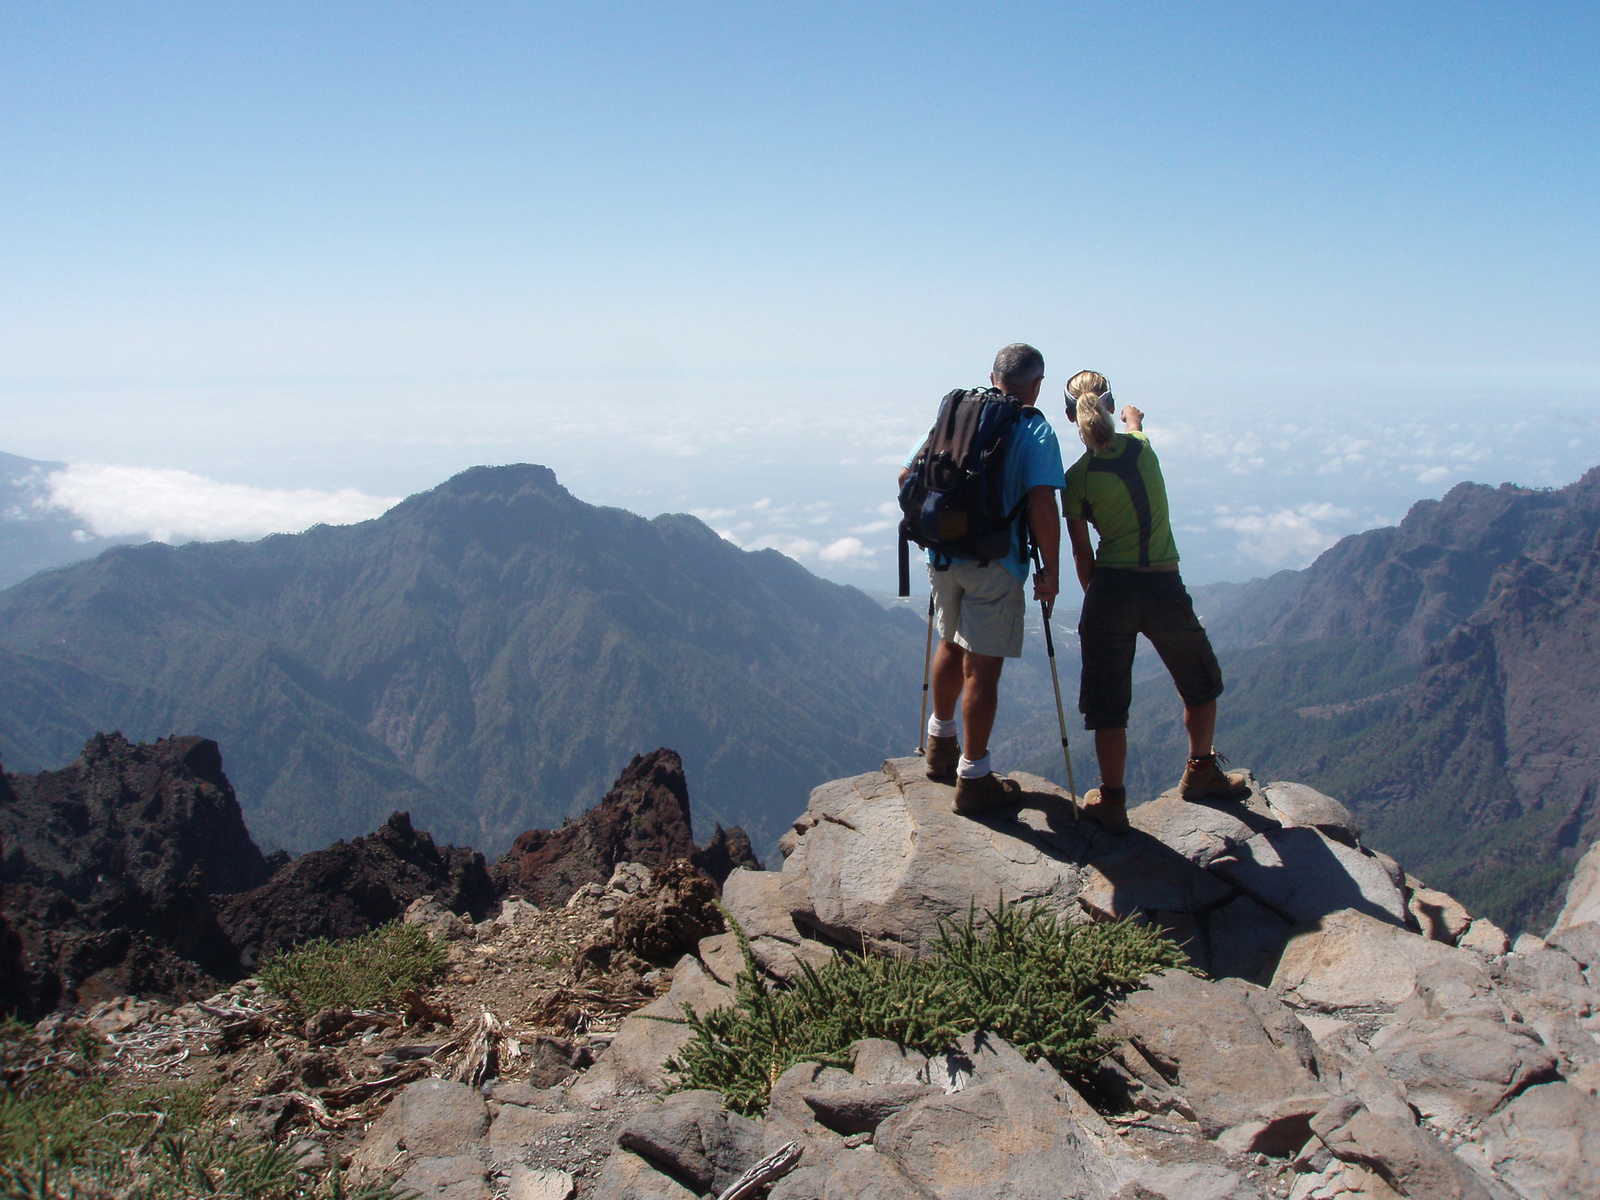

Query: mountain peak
[
  {"left": 440, "top": 463, "right": 564, "bottom": 496},
  {"left": 386, "top": 463, "right": 572, "bottom": 521}
]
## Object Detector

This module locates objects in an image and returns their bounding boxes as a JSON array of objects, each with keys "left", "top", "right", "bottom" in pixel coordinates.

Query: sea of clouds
[{"left": 41, "top": 464, "right": 398, "bottom": 544}]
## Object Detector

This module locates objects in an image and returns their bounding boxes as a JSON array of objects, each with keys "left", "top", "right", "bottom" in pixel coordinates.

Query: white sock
[
  {"left": 957, "top": 753, "right": 991, "bottom": 779},
  {"left": 927, "top": 714, "right": 958, "bottom": 739}
]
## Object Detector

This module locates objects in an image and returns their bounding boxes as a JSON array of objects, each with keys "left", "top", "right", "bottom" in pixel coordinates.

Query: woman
[{"left": 1061, "top": 370, "right": 1248, "bottom": 832}]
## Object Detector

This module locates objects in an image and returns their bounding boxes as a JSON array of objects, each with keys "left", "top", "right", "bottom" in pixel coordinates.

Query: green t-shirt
[{"left": 1062, "top": 431, "right": 1179, "bottom": 568}]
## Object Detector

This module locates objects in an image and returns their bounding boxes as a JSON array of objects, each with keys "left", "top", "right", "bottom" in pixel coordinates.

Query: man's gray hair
[{"left": 992, "top": 343, "right": 1045, "bottom": 392}]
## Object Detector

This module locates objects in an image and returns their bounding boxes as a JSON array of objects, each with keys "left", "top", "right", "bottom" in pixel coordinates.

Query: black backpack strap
[
  {"left": 897, "top": 524, "right": 911, "bottom": 597},
  {"left": 1086, "top": 435, "right": 1152, "bottom": 566}
]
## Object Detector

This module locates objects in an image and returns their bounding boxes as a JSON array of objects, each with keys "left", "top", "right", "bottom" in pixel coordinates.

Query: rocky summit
[
  {"left": 544, "top": 761, "right": 1596, "bottom": 1198},
  {"left": 0, "top": 736, "right": 757, "bottom": 1019},
  {"left": 7, "top": 752, "right": 1598, "bottom": 1197}
]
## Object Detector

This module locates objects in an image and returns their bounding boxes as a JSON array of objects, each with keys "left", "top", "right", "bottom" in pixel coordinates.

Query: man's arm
[
  {"left": 1067, "top": 517, "right": 1095, "bottom": 592},
  {"left": 1026, "top": 485, "right": 1060, "bottom": 615}
]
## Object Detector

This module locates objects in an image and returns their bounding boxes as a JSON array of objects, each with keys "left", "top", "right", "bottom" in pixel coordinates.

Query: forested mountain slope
[
  {"left": 1076, "top": 467, "right": 1600, "bottom": 932},
  {"left": 0, "top": 465, "right": 925, "bottom": 854}
]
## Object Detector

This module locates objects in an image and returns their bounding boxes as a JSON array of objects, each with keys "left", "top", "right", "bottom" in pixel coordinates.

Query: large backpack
[{"left": 897, "top": 387, "right": 1034, "bottom": 596}]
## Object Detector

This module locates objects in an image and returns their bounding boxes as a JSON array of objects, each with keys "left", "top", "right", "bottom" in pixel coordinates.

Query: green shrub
[
  {"left": 0, "top": 1131, "right": 406, "bottom": 1199},
  {"left": 665, "top": 899, "right": 1187, "bottom": 1115},
  {"left": 258, "top": 922, "right": 447, "bottom": 1017},
  {"left": 0, "top": 1025, "right": 405, "bottom": 1200}
]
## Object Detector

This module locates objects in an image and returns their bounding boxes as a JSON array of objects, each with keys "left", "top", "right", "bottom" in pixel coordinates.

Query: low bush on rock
[
  {"left": 666, "top": 900, "right": 1187, "bottom": 1115},
  {"left": 0, "top": 1020, "right": 401, "bottom": 1200},
  {"left": 258, "top": 922, "right": 446, "bottom": 1018}
]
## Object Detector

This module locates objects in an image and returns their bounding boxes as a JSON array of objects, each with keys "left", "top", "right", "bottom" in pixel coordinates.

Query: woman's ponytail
[{"left": 1066, "top": 369, "right": 1114, "bottom": 451}]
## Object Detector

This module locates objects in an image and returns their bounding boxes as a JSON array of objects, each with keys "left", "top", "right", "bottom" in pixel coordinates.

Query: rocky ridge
[
  {"left": 217, "top": 811, "right": 497, "bottom": 972},
  {"left": 1, "top": 735, "right": 757, "bottom": 1021},
  {"left": 0, "top": 733, "right": 271, "bottom": 1015},
  {"left": 8, "top": 748, "right": 1598, "bottom": 1197},
  {"left": 492, "top": 749, "right": 758, "bottom": 905},
  {"left": 349, "top": 759, "right": 1593, "bottom": 1199}
]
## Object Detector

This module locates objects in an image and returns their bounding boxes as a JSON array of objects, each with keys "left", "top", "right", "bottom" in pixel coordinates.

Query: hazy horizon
[{"left": 5, "top": 2, "right": 1596, "bottom": 588}]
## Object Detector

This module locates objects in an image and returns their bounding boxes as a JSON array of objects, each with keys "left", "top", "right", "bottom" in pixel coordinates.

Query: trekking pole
[
  {"left": 1039, "top": 604, "right": 1078, "bottom": 819},
  {"left": 916, "top": 592, "right": 934, "bottom": 753},
  {"left": 1032, "top": 548, "right": 1078, "bottom": 819}
]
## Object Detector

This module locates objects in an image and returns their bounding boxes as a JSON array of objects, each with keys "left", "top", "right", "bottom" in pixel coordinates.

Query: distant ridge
[
  {"left": 0, "top": 464, "right": 925, "bottom": 855},
  {"left": 1093, "top": 466, "right": 1600, "bottom": 931}
]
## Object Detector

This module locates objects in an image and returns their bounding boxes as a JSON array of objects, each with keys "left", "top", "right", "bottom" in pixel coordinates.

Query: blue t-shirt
[{"left": 906, "top": 407, "right": 1064, "bottom": 582}]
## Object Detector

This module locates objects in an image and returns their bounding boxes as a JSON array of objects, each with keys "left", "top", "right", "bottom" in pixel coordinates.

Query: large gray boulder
[
  {"left": 727, "top": 758, "right": 1301, "bottom": 982},
  {"left": 348, "top": 1079, "right": 491, "bottom": 1193},
  {"left": 615, "top": 1089, "right": 764, "bottom": 1195},
  {"left": 747, "top": 759, "right": 1102, "bottom": 954},
  {"left": 1550, "top": 840, "right": 1600, "bottom": 935},
  {"left": 1210, "top": 825, "right": 1410, "bottom": 927},
  {"left": 869, "top": 1063, "right": 1123, "bottom": 1200},
  {"left": 1478, "top": 1081, "right": 1600, "bottom": 1197},
  {"left": 1102, "top": 969, "right": 1332, "bottom": 1155},
  {"left": 1307, "top": 1096, "right": 1497, "bottom": 1200},
  {"left": 1368, "top": 1015, "right": 1559, "bottom": 1138},
  {"left": 728, "top": 760, "right": 1483, "bottom": 992},
  {"left": 1271, "top": 908, "right": 1486, "bottom": 1011}
]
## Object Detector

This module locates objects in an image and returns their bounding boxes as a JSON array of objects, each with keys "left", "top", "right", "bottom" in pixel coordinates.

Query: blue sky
[{"left": 4, "top": 1, "right": 1596, "bottom": 585}]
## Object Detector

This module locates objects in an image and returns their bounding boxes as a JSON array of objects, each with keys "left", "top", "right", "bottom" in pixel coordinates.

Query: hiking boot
[
  {"left": 924, "top": 735, "right": 960, "bottom": 782},
  {"left": 1179, "top": 752, "right": 1250, "bottom": 803},
  {"left": 1082, "top": 786, "right": 1129, "bottom": 834},
  {"left": 953, "top": 771, "right": 1021, "bottom": 815}
]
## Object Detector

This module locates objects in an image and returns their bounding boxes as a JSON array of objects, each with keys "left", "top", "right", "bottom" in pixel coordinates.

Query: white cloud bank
[
  {"left": 698, "top": 493, "right": 892, "bottom": 575},
  {"left": 1210, "top": 501, "right": 1360, "bottom": 569},
  {"left": 819, "top": 536, "right": 872, "bottom": 562},
  {"left": 44, "top": 464, "right": 399, "bottom": 544}
]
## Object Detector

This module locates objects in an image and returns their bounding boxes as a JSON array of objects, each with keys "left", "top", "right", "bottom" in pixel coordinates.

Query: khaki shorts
[{"left": 928, "top": 560, "right": 1025, "bottom": 658}]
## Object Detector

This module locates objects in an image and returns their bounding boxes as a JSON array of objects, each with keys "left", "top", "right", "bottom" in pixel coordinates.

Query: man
[
  {"left": 900, "top": 343, "right": 1063, "bottom": 814},
  {"left": 1061, "top": 370, "right": 1248, "bottom": 832}
]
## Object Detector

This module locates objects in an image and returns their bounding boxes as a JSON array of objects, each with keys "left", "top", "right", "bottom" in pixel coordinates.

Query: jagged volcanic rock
[
  {"left": 614, "top": 859, "right": 724, "bottom": 965},
  {"left": 0, "top": 733, "right": 271, "bottom": 1018},
  {"left": 492, "top": 749, "right": 758, "bottom": 905},
  {"left": 691, "top": 824, "right": 762, "bottom": 886},
  {"left": 0, "top": 849, "right": 28, "bottom": 1017},
  {"left": 216, "top": 812, "right": 495, "bottom": 969}
]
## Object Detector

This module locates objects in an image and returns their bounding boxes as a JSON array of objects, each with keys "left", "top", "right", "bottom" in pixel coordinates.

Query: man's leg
[
  {"left": 930, "top": 640, "right": 965, "bottom": 723},
  {"left": 923, "top": 567, "right": 966, "bottom": 780},
  {"left": 923, "top": 639, "right": 965, "bottom": 780},
  {"left": 948, "top": 562, "right": 1024, "bottom": 815},
  {"left": 960, "top": 652, "right": 1004, "bottom": 761}
]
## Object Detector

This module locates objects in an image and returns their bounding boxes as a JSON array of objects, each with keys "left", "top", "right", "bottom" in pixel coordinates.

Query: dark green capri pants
[{"left": 1078, "top": 568, "right": 1224, "bottom": 731}]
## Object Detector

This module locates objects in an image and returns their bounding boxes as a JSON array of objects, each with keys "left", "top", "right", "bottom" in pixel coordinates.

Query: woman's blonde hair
[{"left": 1066, "top": 369, "right": 1114, "bottom": 451}]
